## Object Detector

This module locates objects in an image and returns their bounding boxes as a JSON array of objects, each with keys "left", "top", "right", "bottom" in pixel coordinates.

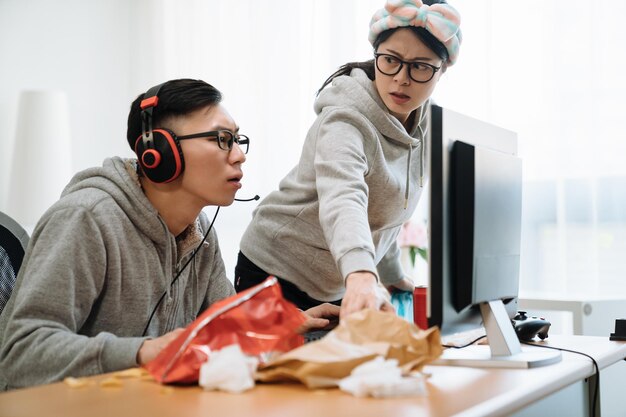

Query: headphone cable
[{"left": 141, "top": 206, "right": 221, "bottom": 337}]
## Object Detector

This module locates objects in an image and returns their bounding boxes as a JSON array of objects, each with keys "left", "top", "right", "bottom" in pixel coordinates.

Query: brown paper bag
[{"left": 255, "top": 309, "right": 442, "bottom": 388}]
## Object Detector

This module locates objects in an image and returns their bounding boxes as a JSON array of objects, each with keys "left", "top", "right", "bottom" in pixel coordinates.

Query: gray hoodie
[
  {"left": 0, "top": 157, "right": 234, "bottom": 390},
  {"left": 240, "top": 68, "right": 427, "bottom": 302}
]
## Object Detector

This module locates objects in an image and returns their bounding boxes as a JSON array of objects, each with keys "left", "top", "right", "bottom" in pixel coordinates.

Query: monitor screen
[
  {"left": 452, "top": 139, "right": 523, "bottom": 311},
  {"left": 426, "top": 104, "right": 561, "bottom": 368}
]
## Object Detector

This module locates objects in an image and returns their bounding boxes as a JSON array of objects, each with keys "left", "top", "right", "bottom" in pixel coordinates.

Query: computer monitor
[{"left": 426, "top": 104, "right": 561, "bottom": 368}]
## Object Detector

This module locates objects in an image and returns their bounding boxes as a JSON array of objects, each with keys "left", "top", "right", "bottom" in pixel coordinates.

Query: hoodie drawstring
[
  {"left": 405, "top": 144, "right": 412, "bottom": 209},
  {"left": 405, "top": 131, "right": 425, "bottom": 209},
  {"left": 417, "top": 111, "right": 426, "bottom": 190},
  {"left": 419, "top": 136, "right": 425, "bottom": 188}
]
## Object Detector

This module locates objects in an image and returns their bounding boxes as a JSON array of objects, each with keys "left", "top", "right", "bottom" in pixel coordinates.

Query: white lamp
[{"left": 6, "top": 90, "right": 73, "bottom": 231}]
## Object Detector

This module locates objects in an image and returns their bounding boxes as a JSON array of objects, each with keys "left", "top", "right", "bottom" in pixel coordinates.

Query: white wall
[{"left": 0, "top": 0, "right": 138, "bottom": 198}]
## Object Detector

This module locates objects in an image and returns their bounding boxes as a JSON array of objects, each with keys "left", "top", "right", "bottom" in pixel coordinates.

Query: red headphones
[{"left": 134, "top": 83, "right": 185, "bottom": 183}]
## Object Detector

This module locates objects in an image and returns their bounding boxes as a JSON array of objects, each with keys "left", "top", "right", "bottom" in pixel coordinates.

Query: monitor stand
[{"left": 432, "top": 300, "right": 562, "bottom": 368}]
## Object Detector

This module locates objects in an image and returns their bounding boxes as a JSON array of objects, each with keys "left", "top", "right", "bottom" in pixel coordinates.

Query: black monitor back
[
  {"left": 451, "top": 140, "right": 522, "bottom": 311},
  {"left": 427, "top": 104, "right": 520, "bottom": 337}
]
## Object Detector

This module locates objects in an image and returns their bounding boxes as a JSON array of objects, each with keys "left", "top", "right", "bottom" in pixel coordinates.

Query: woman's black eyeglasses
[
  {"left": 374, "top": 53, "right": 441, "bottom": 83},
  {"left": 178, "top": 130, "right": 250, "bottom": 154}
]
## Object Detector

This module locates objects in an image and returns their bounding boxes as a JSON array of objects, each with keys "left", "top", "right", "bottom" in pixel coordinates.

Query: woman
[{"left": 236, "top": 0, "right": 461, "bottom": 319}]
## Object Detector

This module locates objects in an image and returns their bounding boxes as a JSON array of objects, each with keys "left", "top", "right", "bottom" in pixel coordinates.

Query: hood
[
  {"left": 61, "top": 157, "right": 167, "bottom": 243},
  {"left": 314, "top": 68, "right": 427, "bottom": 147},
  {"left": 314, "top": 68, "right": 429, "bottom": 206}
]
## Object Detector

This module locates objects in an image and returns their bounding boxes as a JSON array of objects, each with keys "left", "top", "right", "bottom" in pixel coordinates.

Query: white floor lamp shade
[{"left": 7, "top": 90, "right": 73, "bottom": 229}]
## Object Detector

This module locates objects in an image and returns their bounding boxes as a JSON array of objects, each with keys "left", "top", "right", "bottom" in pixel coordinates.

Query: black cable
[
  {"left": 522, "top": 341, "right": 600, "bottom": 417},
  {"left": 141, "top": 207, "right": 221, "bottom": 337},
  {"left": 442, "top": 334, "right": 487, "bottom": 349}
]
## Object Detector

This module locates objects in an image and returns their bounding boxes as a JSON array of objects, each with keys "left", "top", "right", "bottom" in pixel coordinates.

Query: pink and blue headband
[{"left": 369, "top": 0, "right": 462, "bottom": 65}]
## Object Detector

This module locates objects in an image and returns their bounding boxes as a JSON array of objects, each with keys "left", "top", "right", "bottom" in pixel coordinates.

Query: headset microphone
[{"left": 235, "top": 195, "right": 260, "bottom": 202}]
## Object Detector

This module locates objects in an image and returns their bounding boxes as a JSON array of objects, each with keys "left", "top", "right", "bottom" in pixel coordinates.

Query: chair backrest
[{"left": 0, "top": 211, "right": 29, "bottom": 315}]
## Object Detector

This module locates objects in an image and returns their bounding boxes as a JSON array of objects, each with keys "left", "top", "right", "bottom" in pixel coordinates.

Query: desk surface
[{"left": 0, "top": 335, "right": 624, "bottom": 417}]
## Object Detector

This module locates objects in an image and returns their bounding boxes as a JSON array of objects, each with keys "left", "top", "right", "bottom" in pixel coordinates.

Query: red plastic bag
[{"left": 144, "top": 277, "right": 306, "bottom": 384}]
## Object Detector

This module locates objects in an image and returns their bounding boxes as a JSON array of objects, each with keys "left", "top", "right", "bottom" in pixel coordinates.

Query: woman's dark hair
[
  {"left": 317, "top": 0, "right": 449, "bottom": 95},
  {"left": 126, "top": 78, "right": 222, "bottom": 150}
]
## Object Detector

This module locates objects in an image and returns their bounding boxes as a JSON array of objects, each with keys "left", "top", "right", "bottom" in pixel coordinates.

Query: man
[{"left": 0, "top": 79, "right": 338, "bottom": 390}]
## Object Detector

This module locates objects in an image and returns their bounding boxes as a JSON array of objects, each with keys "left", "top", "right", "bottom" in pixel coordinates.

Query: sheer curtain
[
  {"left": 145, "top": 1, "right": 626, "bottom": 294},
  {"left": 437, "top": 1, "right": 626, "bottom": 297}
]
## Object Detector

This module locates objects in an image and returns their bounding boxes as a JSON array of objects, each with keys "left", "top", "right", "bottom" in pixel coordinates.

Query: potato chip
[
  {"left": 64, "top": 377, "right": 88, "bottom": 388},
  {"left": 160, "top": 386, "right": 174, "bottom": 395},
  {"left": 99, "top": 377, "right": 123, "bottom": 388},
  {"left": 112, "top": 368, "right": 147, "bottom": 379}
]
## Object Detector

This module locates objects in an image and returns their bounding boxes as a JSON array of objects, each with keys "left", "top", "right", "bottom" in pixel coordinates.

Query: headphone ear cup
[{"left": 134, "top": 128, "right": 185, "bottom": 183}]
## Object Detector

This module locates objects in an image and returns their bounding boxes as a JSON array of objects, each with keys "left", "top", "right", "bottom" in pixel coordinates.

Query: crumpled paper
[
  {"left": 338, "top": 356, "right": 426, "bottom": 398},
  {"left": 255, "top": 309, "right": 442, "bottom": 388},
  {"left": 199, "top": 344, "right": 259, "bottom": 394}
]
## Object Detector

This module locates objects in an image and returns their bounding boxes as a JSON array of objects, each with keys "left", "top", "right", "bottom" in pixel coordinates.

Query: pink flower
[{"left": 397, "top": 220, "right": 428, "bottom": 249}]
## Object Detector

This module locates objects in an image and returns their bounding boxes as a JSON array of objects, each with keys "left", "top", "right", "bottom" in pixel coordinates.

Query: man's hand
[
  {"left": 298, "top": 303, "right": 341, "bottom": 333},
  {"left": 340, "top": 271, "right": 394, "bottom": 319},
  {"left": 137, "top": 328, "right": 185, "bottom": 365}
]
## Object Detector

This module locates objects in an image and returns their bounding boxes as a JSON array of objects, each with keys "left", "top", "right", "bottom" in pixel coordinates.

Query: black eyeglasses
[
  {"left": 374, "top": 53, "right": 441, "bottom": 83},
  {"left": 178, "top": 130, "right": 250, "bottom": 154}
]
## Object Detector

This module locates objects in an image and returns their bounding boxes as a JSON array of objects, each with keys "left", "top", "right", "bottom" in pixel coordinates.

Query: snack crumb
[
  {"left": 113, "top": 368, "right": 148, "bottom": 379},
  {"left": 64, "top": 377, "right": 89, "bottom": 388},
  {"left": 99, "top": 377, "right": 123, "bottom": 388}
]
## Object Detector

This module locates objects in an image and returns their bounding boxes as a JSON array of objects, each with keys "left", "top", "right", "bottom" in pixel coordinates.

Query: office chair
[{"left": 0, "top": 211, "right": 29, "bottom": 316}]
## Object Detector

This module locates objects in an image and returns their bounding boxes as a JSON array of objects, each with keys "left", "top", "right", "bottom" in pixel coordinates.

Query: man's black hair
[{"left": 126, "top": 78, "right": 222, "bottom": 150}]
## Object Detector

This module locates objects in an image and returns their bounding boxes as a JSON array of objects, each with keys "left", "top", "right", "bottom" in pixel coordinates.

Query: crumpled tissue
[
  {"left": 338, "top": 356, "right": 426, "bottom": 398},
  {"left": 199, "top": 344, "right": 259, "bottom": 394}
]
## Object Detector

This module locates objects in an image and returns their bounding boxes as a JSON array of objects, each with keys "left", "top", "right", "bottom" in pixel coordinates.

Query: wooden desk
[{"left": 0, "top": 336, "right": 624, "bottom": 417}]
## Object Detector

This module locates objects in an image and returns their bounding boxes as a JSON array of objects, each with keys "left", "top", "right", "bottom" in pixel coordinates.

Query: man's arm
[{"left": 0, "top": 208, "right": 145, "bottom": 389}]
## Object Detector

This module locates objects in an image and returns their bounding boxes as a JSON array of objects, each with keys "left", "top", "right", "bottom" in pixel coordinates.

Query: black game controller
[{"left": 512, "top": 311, "right": 551, "bottom": 342}]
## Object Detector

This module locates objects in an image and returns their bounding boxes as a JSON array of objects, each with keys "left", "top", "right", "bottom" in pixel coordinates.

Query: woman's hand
[
  {"left": 136, "top": 328, "right": 185, "bottom": 365},
  {"left": 386, "top": 277, "right": 415, "bottom": 293},
  {"left": 340, "top": 271, "right": 394, "bottom": 319},
  {"left": 298, "top": 303, "right": 341, "bottom": 333}
]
